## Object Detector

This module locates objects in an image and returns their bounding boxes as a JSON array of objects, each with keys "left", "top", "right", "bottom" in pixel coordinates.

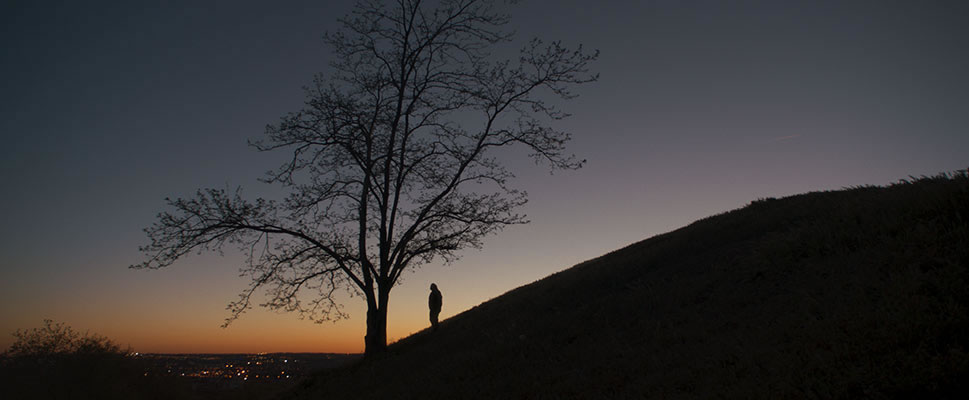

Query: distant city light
[{"left": 133, "top": 353, "right": 352, "bottom": 384}]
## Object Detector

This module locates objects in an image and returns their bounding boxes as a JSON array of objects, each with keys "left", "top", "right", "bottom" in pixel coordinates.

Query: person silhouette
[{"left": 428, "top": 283, "right": 442, "bottom": 331}]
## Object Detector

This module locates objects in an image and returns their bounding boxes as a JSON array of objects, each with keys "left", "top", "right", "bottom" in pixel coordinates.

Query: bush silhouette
[{"left": 1, "top": 320, "right": 196, "bottom": 400}]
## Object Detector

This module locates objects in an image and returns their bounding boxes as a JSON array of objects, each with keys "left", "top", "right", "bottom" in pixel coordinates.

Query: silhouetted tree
[
  {"left": 133, "top": 0, "right": 597, "bottom": 356},
  {"left": 0, "top": 320, "right": 152, "bottom": 400},
  {"left": 3, "top": 319, "right": 124, "bottom": 359}
]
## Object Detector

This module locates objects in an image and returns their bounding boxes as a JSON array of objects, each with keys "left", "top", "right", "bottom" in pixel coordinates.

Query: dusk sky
[{"left": 2, "top": 0, "right": 967, "bottom": 354}]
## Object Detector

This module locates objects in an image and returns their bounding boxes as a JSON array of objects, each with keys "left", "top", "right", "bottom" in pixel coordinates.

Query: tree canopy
[{"left": 134, "top": 0, "right": 597, "bottom": 355}]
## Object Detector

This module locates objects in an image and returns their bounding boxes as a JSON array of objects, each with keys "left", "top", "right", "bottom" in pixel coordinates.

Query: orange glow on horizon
[
  {"left": 0, "top": 277, "right": 465, "bottom": 355},
  {"left": 1, "top": 217, "right": 597, "bottom": 356}
]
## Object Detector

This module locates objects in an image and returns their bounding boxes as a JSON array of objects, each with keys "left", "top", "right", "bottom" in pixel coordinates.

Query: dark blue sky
[{"left": 2, "top": 0, "right": 967, "bottom": 352}]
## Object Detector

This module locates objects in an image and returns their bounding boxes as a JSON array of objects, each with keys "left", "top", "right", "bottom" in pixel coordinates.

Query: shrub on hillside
[
  {"left": 4, "top": 319, "right": 124, "bottom": 358},
  {"left": 0, "top": 320, "right": 197, "bottom": 400}
]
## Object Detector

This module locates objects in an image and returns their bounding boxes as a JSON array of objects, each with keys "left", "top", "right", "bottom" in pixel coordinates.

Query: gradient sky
[{"left": 2, "top": 0, "right": 967, "bottom": 354}]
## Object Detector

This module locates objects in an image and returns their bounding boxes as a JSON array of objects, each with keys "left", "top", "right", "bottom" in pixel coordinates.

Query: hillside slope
[{"left": 286, "top": 171, "right": 969, "bottom": 399}]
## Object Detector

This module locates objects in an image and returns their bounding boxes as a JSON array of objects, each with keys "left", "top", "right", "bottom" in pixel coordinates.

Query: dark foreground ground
[
  {"left": 0, "top": 352, "right": 358, "bottom": 400},
  {"left": 284, "top": 171, "right": 969, "bottom": 399}
]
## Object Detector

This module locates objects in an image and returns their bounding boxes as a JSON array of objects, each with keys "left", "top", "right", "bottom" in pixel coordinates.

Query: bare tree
[{"left": 132, "top": 0, "right": 597, "bottom": 356}]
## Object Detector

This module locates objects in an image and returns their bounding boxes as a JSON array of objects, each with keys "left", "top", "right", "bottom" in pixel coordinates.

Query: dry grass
[{"left": 285, "top": 170, "right": 969, "bottom": 399}]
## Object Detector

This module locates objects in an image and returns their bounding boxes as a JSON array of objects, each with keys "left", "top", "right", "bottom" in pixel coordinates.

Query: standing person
[{"left": 428, "top": 283, "right": 443, "bottom": 331}]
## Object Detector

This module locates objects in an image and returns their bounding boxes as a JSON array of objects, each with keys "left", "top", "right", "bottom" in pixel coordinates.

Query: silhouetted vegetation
[
  {"left": 284, "top": 170, "right": 969, "bottom": 399},
  {"left": 0, "top": 320, "right": 198, "bottom": 400},
  {"left": 133, "top": 0, "right": 597, "bottom": 356}
]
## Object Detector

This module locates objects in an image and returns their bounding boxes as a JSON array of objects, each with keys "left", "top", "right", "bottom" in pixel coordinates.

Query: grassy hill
[{"left": 284, "top": 170, "right": 969, "bottom": 399}]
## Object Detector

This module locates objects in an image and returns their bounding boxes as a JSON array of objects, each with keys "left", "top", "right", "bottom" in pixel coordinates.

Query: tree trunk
[{"left": 363, "top": 286, "right": 390, "bottom": 356}]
